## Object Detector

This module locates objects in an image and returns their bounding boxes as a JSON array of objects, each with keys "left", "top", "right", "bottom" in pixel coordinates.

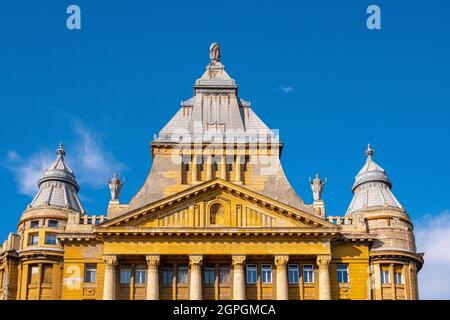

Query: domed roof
[
  {"left": 29, "top": 143, "right": 85, "bottom": 213},
  {"left": 352, "top": 144, "right": 392, "bottom": 191},
  {"left": 346, "top": 144, "right": 402, "bottom": 214}
]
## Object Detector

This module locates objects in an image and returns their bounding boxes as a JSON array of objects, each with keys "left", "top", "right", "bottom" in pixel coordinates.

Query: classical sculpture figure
[
  {"left": 309, "top": 173, "right": 327, "bottom": 202},
  {"left": 107, "top": 174, "right": 125, "bottom": 201},
  {"left": 209, "top": 42, "right": 220, "bottom": 63}
]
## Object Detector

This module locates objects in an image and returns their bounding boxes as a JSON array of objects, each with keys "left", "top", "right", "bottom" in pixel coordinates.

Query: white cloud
[
  {"left": 415, "top": 210, "right": 450, "bottom": 299},
  {"left": 274, "top": 85, "right": 294, "bottom": 94},
  {"left": 3, "top": 121, "right": 127, "bottom": 197},
  {"left": 71, "top": 121, "right": 127, "bottom": 189},
  {"left": 4, "top": 149, "right": 53, "bottom": 197}
]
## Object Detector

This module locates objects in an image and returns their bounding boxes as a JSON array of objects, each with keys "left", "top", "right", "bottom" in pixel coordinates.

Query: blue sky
[{"left": 0, "top": 1, "right": 449, "bottom": 298}]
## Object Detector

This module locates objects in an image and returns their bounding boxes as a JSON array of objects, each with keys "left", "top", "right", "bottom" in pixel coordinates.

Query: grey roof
[
  {"left": 29, "top": 144, "right": 85, "bottom": 213},
  {"left": 157, "top": 61, "right": 273, "bottom": 143},
  {"left": 346, "top": 145, "right": 402, "bottom": 214}
]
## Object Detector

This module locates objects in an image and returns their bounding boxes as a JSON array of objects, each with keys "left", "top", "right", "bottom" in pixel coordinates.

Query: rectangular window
[
  {"left": 381, "top": 270, "right": 390, "bottom": 284},
  {"left": 135, "top": 268, "right": 147, "bottom": 285},
  {"left": 394, "top": 272, "right": 403, "bottom": 285},
  {"left": 48, "top": 220, "right": 58, "bottom": 228},
  {"left": 303, "top": 265, "right": 314, "bottom": 283},
  {"left": 246, "top": 265, "right": 257, "bottom": 284},
  {"left": 45, "top": 233, "right": 57, "bottom": 245},
  {"left": 30, "top": 220, "right": 39, "bottom": 228},
  {"left": 29, "top": 233, "right": 39, "bottom": 246},
  {"left": 261, "top": 265, "right": 272, "bottom": 284},
  {"left": 288, "top": 264, "right": 299, "bottom": 284},
  {"left": 204, "top": 266, "right": 215, "bottom": 285},
  {"left": 42, "top": 264, "right": 53, "bottom": 284},
  {"left": 120, "top": 268, "right": 131, "bottom": 285},
  {"left": 219, "top": 266, "right": 230, "bottom": 285},
  {"left": 84, "top": 265, "right": 97, "bottom": 283},
  {"left": 213, "top": 162, "right": 218, "bottom": 172},
  {"left": 29, "top": 265, "right": 39, "bottom": 284},
  {"left": 177, "top": 265, "right": 188, "bottom": 285},
  {"left": 162, "top": 265, "right": 173, "bottom": 285},
  {"left": 337, "top": 264, "right": 349, "bottom": 283}
]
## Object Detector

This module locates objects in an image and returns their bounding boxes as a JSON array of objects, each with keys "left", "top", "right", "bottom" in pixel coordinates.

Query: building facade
[{"left": 0, "top": 44, "right": 423, "bottom": 300}]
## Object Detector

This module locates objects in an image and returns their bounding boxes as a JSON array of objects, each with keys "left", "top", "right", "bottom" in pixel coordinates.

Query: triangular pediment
[{"left": 99, "top": 179, "right": 337, "bottom": 230}]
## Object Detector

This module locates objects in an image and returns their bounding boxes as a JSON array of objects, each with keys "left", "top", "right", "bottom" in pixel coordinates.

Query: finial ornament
[
  {"left": 209, "top": 42, "right": 221, "bottom": 63},
  {"left": 57, "top": 142, "right": 66, "bottom": 159},
  {"left": 107, "top": 173, "right": 125, "bottom": 201},
  {"left": 365, "top": 143, "right": 374, "bottom": 158},
  {"left": 309, "top": 173, "right": 327, "bottom": 202}
]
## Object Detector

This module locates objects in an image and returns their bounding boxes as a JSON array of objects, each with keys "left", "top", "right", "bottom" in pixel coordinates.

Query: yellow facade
[{"left": 0, "top": 44, "right": 423, "bottom": 300}]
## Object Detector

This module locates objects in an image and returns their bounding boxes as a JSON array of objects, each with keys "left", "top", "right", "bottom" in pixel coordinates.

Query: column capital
[
  {"left": 274, "top": 255, "right": 289, "bottom": 267},
  {"left": 146, "top": 255, "right": 161, "bottom": 266},
  {"left": 189, "top": 255, "right": 203, "bottom": 266},
  {"left": 316, "top": 254, "right": 331, "bottom": 267},
  {"left": 103, "top": 255, "right": 118, "bottom": 266},
  {"left": 232, "top": 255, "right": 246, "bottom": 265}
]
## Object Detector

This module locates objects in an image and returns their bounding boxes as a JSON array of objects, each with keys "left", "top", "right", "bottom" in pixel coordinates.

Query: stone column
[
  {"left": 103, "top": 255, "right": 118, "bottom": 300},
  {"left": 232, "top": 255, "right": 246, "bottom": 300},
  {"left": 146, "top": 255, "right": 160, "bottom": 300},
  {"left": 235, "top": 155, "right": 242, "bottom": 184},
  {"left": 220, "top": 155, "right": 227, "bottom": 180},
  {"left": 206, "top": 155, "right": 213, "bottom": 180},
  {"left": 189, "top": 255, "right": 203, "bottom": 300},
  {"left": 316, "top": 254, "right": 332, "bottom": 300},
  {"left": 275, "top": 255, "right": 289, "bottom": 300},
  {"left": 192, "top": 155, "right": 198, "bottom": 183}
]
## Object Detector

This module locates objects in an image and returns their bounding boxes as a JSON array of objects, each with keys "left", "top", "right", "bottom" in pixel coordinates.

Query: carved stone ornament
[
  {"left": 103, "top": 255, "right": 118, "bottom": 266},
  {"left": 189, "top": 255, "right": 203, "bottom": 265},
  {"left": 232, "top": 255, "right": 246, "bottom": 265},
  {"left": 146, "top": 255, "right": 161, "bottom": 266},
  {"left": 316, "top": 254, "right": 332, "bottom": 266},
  {"left": 274, "top": 255, "right": 290, "bottom": 266}
]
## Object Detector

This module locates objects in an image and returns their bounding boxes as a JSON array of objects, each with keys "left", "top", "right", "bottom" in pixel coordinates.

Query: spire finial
[
  {"left": 365, "top": 143, "right": 374, "bottom": 158},
  {"left": 57, "top": 142, "right": 66, "bottom": 159}
]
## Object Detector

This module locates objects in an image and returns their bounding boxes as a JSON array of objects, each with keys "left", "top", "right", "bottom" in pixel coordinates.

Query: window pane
[
  {"left": 48, "top": 220, "right": 58, "bottom": 228},
  {"left": 204, "top": 266, "right": 215, "bottom": 285},
  {"left": 177, "top": 265, "right": 188, "bottom": 284},
  {"left": 84, "top": 265, "right": 97, "bottom": 283},
  {"left": 261, "top": 265, "right": 272, "bottom": 284},
  {"left": 29, "top": 265, "right": 39, "bottom": 284},
  {"left": 120, "top": 268, "right": 131, "bottom": 284},
  {"left": 162, "top": 266, "right": 173, "bottom": 285},
  {"left": 219, "top": 266, "right": 230, "bottom": 285},
  {"left": 303, "top": 265, "right": 314, "bottom": 283},
  {"left": 246, "top": 265, "right": 257, "bottom": 284},
  {"left": 288, "top": 264, "right": 299, "bottom": 284},
  {"left": 337, "top": 264, "right": 349, "bottom": 283},
  {"left": 30, "top": 220, "right": 39, "bottom": 228},
  {"left": 29, "top": 234, "right": 39, "bottom": 245},
  {"left": 135, "top": 269, "right": 147, "bottom": 284},
  {"left": 394, "top": 272, "right": 403, "bottom": 284},
  {"left": 45, "top": 234, "right": 57, "bottom": 245},
  {"left": 381, "top": 270, "right": 390, "bottom": 284}
]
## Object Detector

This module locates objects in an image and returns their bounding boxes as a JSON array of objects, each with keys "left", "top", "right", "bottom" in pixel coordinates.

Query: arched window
[{"left": 210, "top": 203, "right": 224, "bottom": 225}]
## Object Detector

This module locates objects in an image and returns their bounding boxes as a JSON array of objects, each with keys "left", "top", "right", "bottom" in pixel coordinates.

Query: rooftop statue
[
  {"left": 309, "top": 173, "right": 327, "bottom": 202},
  {"left": 209, "top": 42, "right": 220, "bottom": 63},
  {"left": 108, "top": 174, "right": 125, "bottom": 201}
]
